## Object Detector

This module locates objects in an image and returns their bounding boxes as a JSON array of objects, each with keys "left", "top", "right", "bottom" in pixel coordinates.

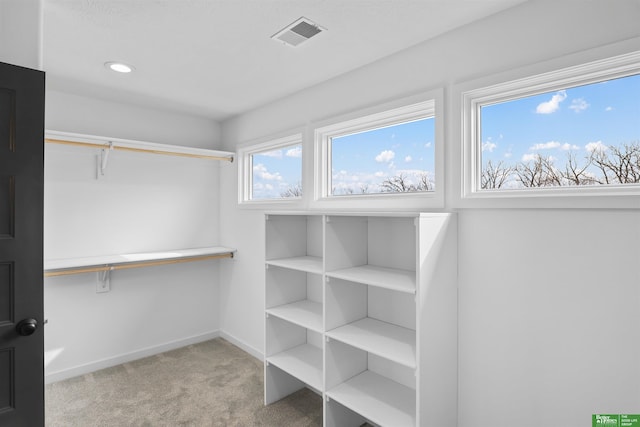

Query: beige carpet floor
[{"left": 45, "top": 338, "right": 322, "bottom": 426}]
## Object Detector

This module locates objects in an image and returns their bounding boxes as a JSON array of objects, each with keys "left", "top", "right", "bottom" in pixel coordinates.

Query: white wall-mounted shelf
[
  {"left": 264, "top": 212, "right": 458, "bottom": 426},
  {"left": 44, "top": 246, "right": 236, "bottom": 277},
  {"left": 46, "top": 130, "right": 234, "bottom": 163}
]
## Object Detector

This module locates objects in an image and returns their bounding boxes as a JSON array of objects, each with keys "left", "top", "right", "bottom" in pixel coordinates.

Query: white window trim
[
  {"left": 237, "top": 132, "right": 303, "bottom": 207},
  {"left": 462, "top": 50, "right": 640, "bottom": 202},
  {"left": 312, "top": 90, "right": 444, "bottom": 211}
]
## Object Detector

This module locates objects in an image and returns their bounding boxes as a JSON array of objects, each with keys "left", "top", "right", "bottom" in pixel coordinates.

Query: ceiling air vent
[{"left": 271, "top": 17, "right": 325, "bottom": 47}]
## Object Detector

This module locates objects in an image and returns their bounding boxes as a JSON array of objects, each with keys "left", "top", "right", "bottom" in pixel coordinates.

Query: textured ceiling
[{"left": 43, "top": 0, "right": 526, "bottom": 121}]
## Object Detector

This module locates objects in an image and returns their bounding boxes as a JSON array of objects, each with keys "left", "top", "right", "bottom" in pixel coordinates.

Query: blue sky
[
  {"left": 480, "top": 73, "right": 640, "bottom": 184},
  {"left": 251, "top": 145, "right": 302, "bottom": 199},
  {"left": 251, "top": 73, "right": 640, "bottom": 198},
  {"left": 252, "top": 118, "right": 435, "bottom": 198},
  {"left": 331, "top": 118, "right": 435, "bottom": 194}
]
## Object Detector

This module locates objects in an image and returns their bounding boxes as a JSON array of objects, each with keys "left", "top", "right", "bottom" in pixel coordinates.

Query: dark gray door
[{"left": 0, "top": 61, "right": 45, "bottom": 427}]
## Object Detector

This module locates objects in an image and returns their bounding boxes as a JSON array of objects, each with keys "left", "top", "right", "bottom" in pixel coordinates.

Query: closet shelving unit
[
  {"left": 264, "top": 212, "right": 458, "bottom": 427},
  {"left": 44, "top": 246, "right": 236, "bottom": 277},
  {"left": 265, "top": 215, "right": 324, "bottom": 395},
  {"left": 44, "top": 130, "right": 237, "bottom": 283},
  {"left": 45, "top": 132, "right": 234, "bottom": 164}
]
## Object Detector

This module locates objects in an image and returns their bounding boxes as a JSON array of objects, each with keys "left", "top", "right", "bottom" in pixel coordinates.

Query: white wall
[
  {"left": 219, "top": 1, "right": 640, "bottom": 426},
  {"left": 44, "top": 91, "right": 227, "bottom": 382},
  {"left": 46, "top": 90, "right": 220, "bottom": 149},
  {"left": 0, "top": 0, "right": 43, "bottom": 70}
]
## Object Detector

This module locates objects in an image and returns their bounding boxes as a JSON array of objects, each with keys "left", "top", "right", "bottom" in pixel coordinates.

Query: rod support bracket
[
  {"left": 96, "top": 267, "right": 112, "bottom": 293},
  {"left": 97, "top": 141, "right": 114, "bottom": 178}
]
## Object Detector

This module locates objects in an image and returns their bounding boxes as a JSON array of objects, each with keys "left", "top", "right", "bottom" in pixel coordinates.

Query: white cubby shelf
[
  {"left": 326, "top": 370, "right": 416, "bottom": 427},
  {"left": 264, "top": 212, "right": 457, "bottom": 427},
  {"left": 266, "top": 299, "right": 323, "bottom": 333},
  {"left": 326, "top": 317, "right": 416, "bottom": 368}
]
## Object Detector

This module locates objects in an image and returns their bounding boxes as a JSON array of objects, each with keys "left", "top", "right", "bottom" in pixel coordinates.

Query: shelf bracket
[
  {"left": 97, "top": 141, "right": 114, "bottom": 179},
  {"left": 96, "top": 267, "right": 112, "bottom": 293}
]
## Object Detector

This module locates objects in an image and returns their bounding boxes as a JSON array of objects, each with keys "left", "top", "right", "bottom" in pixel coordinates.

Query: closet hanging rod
[
  {"left": 44, "top": 252, "right": 234, "bottom": 278},
  {"left": 45, "top": 138, "right": 234, "bottom": 162}
]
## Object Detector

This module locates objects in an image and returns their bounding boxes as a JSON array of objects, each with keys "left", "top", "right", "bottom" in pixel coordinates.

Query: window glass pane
[
  {"left": 330, "top": 117, "right": 435, "bottom": 195},
  {"left": 251, "top": 144, "right": 302, "bottom": 200},
  {"left": 480, "top": 73, "right": 640, "bottom": 189}
]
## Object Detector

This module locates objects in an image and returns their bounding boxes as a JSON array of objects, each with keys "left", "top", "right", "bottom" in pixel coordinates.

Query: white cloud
[
  {"left": 569, "top": 98, "right": 590, "bottom": 113},
  {"left": 482, "top": 140, "right": 497, "bottom": 152},
  {"left": 374, "top": 171, "right": 386, "bottom": 177},
  {"left": 504, "top": 145, "right": 513, "bottom": 159},
  {"left": 530, "top": 141, "right": 561, "bottom": 150},
  {"left": 561, "top": 143, "right": 580, "bottom": 151},
  {"left": 424, "top": 142, "right": 432, "bottom": 149},
  {"left": 253, "top": 163, "right": 283, "bottom": 181},
  {"left": 375, "top": 150, "right": 395, "bottom": 163},
  {"left": 404, "top": 156, "right": 412, "bottom": 163},
  {"left": 522, "top": 153, "right": 539, "bottom": 162},
  {"left": 536, "top": 90, "right": 567, "bottom": 114},
  {"left": 585, "top": 140, "right": 608, "bottom": 153},
  {"left": 605, "top": 106, "right": 613, "bottom": 112},
  {"left": 285, "top": 146, "right": 302, "bottom": 158}
]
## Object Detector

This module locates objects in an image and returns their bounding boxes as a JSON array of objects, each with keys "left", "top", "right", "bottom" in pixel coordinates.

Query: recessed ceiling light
[{"left": 104, "top": 61, "right": 134, "bottom": 73}]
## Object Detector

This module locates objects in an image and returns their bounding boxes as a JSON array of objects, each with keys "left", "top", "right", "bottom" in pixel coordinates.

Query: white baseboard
[
  {"left": 45, "top": 330, "right": 220, "bottom": 384},
  {"left": 219, "top": 330, "right": 263, "bottom": 361}
]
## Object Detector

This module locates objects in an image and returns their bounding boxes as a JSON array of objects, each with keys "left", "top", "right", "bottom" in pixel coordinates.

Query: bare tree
[
  {"left": 515, "top": 155, "right": 562, "bottom": 187},
  {"left": 481, "top": 160, "right": 514, "bottom": 189},
  {"left": 560, "top": 151, "right": 596, "bottom": 186},
  {"left": 416, "top": 173, "right": 433, "bottom": 191},
  {"left": 380, "top": 172, "right": 433, "bottom": 192},
  {"left": 590, "top": 141, "right": 640, "bottom": 184},
  {"left": 335, "top": 183, "right": 371, "bottom": 195},
  {"left": 359, "top": 183, "right": 370, "bottom": 194},
  {"left": 280, "top": 182, "right": 302, "bottom": 198},
  {"left": 381, "top": 173, "right": 412, "bottom": 192}
]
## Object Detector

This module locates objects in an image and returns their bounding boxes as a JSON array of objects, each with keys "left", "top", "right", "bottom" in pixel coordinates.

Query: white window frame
[
  {"left": 313, "top": 90, "right": 444, "bottom": 210},
  {"left": 237, "top": 132, "right": 304, "bottom": 207},
  {"left": 462, "top": 50, "right": 640, "bottom": 202}
]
